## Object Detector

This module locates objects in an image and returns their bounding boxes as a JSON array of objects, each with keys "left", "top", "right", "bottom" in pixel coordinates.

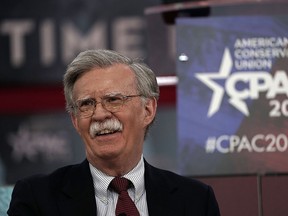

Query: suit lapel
[
  {"left": 57, "top": 160, "right": 97, "bottom": 216},
  {"left": 144, "top": 161, "right": 179, "bottom": 216}
]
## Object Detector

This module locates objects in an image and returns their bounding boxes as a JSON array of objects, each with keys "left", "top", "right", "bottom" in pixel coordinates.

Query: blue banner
[{"left": 177, "top": 15, "right": 288, "bottom": 176}]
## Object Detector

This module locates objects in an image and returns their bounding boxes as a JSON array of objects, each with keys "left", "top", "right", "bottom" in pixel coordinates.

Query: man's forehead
[{"left": 72, "top": 65, "right": 137, "bottom": 99}]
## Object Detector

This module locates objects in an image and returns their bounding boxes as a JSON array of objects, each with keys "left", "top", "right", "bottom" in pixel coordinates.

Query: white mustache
[{"left": 89, "top": 119, "right": 123, "bottom": 138}]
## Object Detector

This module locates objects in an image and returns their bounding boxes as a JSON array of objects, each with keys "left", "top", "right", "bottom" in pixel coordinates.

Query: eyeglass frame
[{"left": 72, "top": 93, "right": 143, "bottom": 118}]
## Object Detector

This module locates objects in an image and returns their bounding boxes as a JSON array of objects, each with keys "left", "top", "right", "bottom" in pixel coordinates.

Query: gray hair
[{"left": 63, "top": 49, "right": 160, "bottom": 114}]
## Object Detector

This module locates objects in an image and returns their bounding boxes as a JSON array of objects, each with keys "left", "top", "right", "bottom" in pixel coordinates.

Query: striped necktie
[{"left": 110, "top": 177, "right": 140, "bottom": 216}]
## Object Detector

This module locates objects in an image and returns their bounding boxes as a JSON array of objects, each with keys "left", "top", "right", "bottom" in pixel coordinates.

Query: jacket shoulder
[
  {"left": 14, "top": 160, "right": 88, "bottom": 192},
  {"left": 145, "top": 161, "right": 209, "bottom": 191},
  {"left": 144, "top": 161, "right": 220, "bottom": 215}
]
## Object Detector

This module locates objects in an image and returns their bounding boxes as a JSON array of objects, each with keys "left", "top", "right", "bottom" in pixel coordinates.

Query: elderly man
[{"left": 8, "top": 49, "right": 220, "bottom": 216}]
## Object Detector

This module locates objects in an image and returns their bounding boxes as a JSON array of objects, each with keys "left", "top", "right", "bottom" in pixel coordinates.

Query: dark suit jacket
[{"left": 8, "top": 159, "right": 220, "bottom": 216}]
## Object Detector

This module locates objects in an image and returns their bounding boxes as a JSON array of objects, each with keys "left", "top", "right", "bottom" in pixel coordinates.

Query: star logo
[
  {"left": 195, "top": 48, "right": 250, "bottom": 117},
  {"left": 195, "top": 48, "right": 232, "bottom": 117}
]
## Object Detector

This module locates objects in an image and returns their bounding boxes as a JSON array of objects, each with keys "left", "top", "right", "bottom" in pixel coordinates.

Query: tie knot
[{"left": 110, "top": 177, "right": 131, "bottom": 194}]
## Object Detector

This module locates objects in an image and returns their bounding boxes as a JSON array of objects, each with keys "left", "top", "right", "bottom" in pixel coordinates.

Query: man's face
[{"left": 71, "top": 64, "right": 157, "bottom": 166}]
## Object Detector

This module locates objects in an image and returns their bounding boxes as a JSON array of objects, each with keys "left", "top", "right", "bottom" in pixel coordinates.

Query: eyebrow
[
  {"left": 76, "top": 96, "right": 94, "bottom": 102},
  {"left": 76, "top": 92, "right": 124, "bottom": 101}
]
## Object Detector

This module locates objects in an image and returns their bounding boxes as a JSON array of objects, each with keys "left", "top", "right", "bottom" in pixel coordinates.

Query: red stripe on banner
[
  {"left": 158, "top": 85, "right": 176, "bottom": 107},
  {"left": 0, "top": 85, "right": 66, "bottom": 114},
  {"left": 0, "top": 85, "right": 176, "bottom": 115}
]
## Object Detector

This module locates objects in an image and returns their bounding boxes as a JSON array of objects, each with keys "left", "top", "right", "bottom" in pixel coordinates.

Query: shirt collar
[
  {"left": 123, "top": 156, "right": 145, "bottom": 202},
  {"left": 89, "top": 156, "right": 145, "bottom": 204}
]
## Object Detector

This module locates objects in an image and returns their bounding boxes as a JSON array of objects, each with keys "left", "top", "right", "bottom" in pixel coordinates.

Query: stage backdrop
[
  {"left": 176, "top": 15, "right": 288, "bottom": 176},
  {"left": 0, "top": 0, "right": 158, "bottom": 85},
  {"left": 0, "top": 0, "right": 161, "bottom": 186}
]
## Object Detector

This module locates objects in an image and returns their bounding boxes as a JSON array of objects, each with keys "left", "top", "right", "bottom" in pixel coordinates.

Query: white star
[{"left": 195, "top": 48, "right": 233, "bottom": 117}]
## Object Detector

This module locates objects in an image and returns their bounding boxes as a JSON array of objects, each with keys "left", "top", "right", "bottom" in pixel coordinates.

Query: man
[{"left": 8, "top": 49, "right": 220, "bottom": 216}]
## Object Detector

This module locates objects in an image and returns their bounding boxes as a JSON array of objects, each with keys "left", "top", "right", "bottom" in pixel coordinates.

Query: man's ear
[{"left": 144, "top": 97, "right": 157, "bottom": 126}]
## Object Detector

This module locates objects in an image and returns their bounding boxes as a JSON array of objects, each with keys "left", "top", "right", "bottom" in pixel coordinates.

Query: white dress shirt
[{"left": 89, "top": 156, "right": 149, "bottom": 216}]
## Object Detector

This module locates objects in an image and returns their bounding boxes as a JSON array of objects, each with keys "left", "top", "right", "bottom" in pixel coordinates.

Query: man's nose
[{"left": 91, "top": 101, "right": 112, "bottom": 120}]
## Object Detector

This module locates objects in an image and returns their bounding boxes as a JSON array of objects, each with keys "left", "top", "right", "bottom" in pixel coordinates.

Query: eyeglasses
[{"left": 73, "top": 94, "right": 142, "bottom": 118}]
